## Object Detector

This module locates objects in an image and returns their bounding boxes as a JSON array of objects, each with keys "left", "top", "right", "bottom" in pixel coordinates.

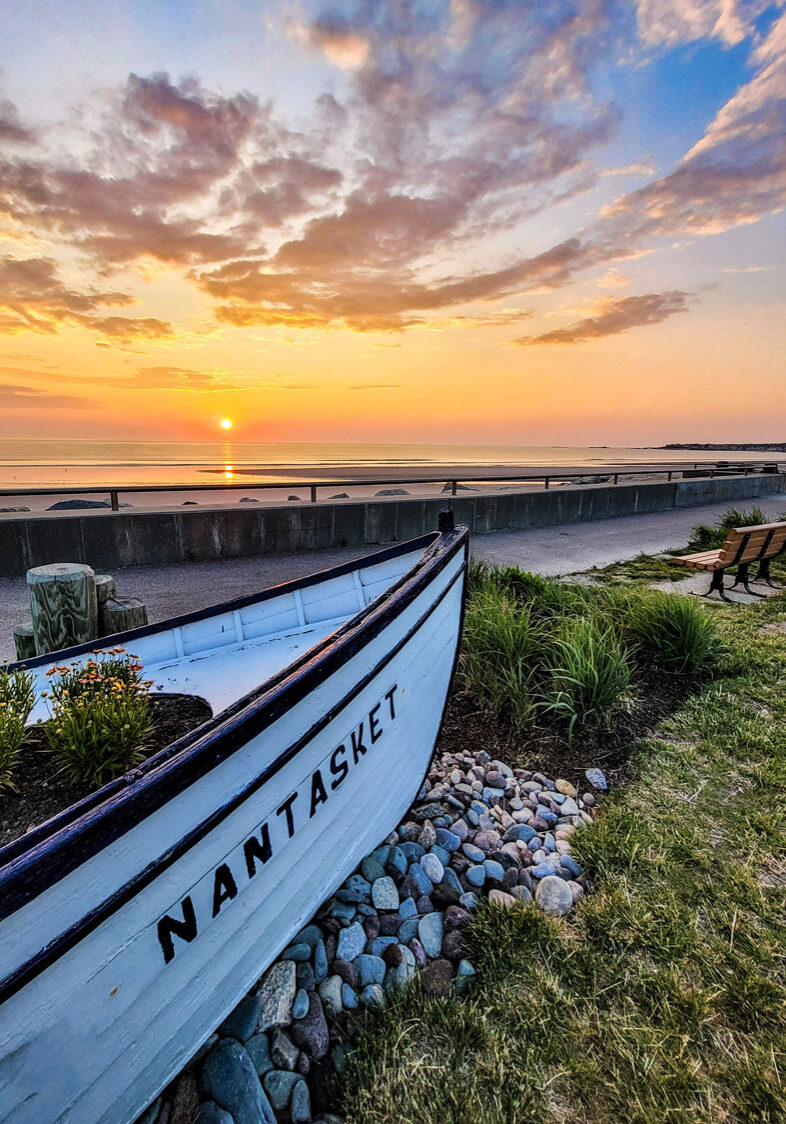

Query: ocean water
[{"left": 0, "top": 438, "right": 777, "bottom": 490}]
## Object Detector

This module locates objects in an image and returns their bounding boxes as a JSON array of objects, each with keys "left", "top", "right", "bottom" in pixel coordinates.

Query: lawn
[{"left": 340, "top": 529, "right": 786, "bottom": 1123}]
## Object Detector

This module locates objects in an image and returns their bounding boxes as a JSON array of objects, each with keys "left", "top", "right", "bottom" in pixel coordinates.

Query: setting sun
[{"left": 220, "top": 418, "right": 233, "bottom": 430}]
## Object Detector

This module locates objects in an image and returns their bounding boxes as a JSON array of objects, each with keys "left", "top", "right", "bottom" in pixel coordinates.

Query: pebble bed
[{"left": 136, "top": 751, "right": 607, "bottom": 1124}]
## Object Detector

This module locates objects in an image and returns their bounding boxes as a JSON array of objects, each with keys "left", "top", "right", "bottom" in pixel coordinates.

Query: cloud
[
  {"left": 0, "top": 4, "right": 783, "bottom": 345},
  {"left": 516, "top": 290, "right": 693, "bottom": 344},
  {"left": 634, "top": 0, "right": 768, "bottom": 47},
  {"left": 348, "top": 383, "right": 402, "bottom": 390},
  {"left": 0, "top": 99, "right": 35, "bottom": 145},
  {"left": 131, "top": 366, "right": 223, "bottom": 388},
  {"left": 0, "top": 382, "right": 94, "bottom": 409},
  {"left": 0, "top": 255, "right": 175, "bottom": 340},
  {"left": 597, "top": 269, "right": 631, "bottom": 288}
]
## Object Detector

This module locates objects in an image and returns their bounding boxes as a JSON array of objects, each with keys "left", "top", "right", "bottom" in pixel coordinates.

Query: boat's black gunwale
[
  {"left": 0, "top": 527, "right": 467, "bottom": 918},
  {"left": 0, "top": 544, "right": 467, "bottom": 1007},
  {"left": 7, "top": 532, "right": 439, "bottom": 675},
  {"left": 0, "top": 533, "right": 440, "bottom": 866}
]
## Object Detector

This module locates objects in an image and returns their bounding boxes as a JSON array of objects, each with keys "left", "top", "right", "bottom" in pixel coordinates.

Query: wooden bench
[{"left": 670, "top": 520, "right": 786, "bottom": 601}]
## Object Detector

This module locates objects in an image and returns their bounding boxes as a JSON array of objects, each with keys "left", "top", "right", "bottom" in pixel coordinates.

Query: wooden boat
[{"left": 0, "top": 518, "right": 468, "bottom": 1124}]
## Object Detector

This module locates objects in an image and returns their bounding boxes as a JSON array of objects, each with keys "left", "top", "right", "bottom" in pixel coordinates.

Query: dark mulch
[
  {"left": 0, "top": 693, "right": 212, "bottom": 850},
  {"left": 438, "top": 668, "right": 697, "bottom": 791}
]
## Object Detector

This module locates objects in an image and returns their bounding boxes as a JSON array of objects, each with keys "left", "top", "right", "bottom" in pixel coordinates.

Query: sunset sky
[{"left": 0, "top": 0, "right": 784, "bottom": 446}]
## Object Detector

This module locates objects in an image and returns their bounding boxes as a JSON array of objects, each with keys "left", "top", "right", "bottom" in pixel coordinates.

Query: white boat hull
[{"left": 0, "top": 525, "right": 467, "bottom": 1124}]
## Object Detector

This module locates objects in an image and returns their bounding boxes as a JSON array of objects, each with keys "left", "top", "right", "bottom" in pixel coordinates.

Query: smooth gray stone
[
  {"left": 483, "top": 859, "right": 505, "bottom": 883},
  {"left": 318, "top": 974, "right": 344, "bottom": 1018},
  {"left": 421, "top": 853, "right": 444, "bottom": 883},
  {"left": 430, "top": 844, "right": 451, "bottom": 866},
  {"left": 355, "top": 953, "right": 386, "bottom": 986},
  {"left": 270, "top": 1027, "right": 299, "bottom": 1071},
  {"left": 399, "top": 895, "right": 417, "bottom": 920},
  {"left": 336, "top": 922, "right": 365, "bottom": 962},
  {"left": 535, "top": 875, "right": 574, "bottom": 917},
  {"left": 462, "top": 842, "right": 485, "bottom": 862},
  {"left": 360, "top": 984, "right": 386, "bottom": 1009},
  {"left": 292, "top": 988, "right": 310, "bottom": 1020},
  {"left": 361, "top": 855, "right": 387, "bottom": 882},
  {"left": 195, "top": 1104, "right": 234, "bottom": 1124},
  {"left": 291, "top": 1078, "right": 312, "bottom": 1124},
  {"left": 386, "top": 845, "right": 408, "bottom": 878},
  {"left": 459, "top": 891, "right": 479, "bottom": 910},
  {"left": 294, "top": 924, "right": 323, "bottom": 947},
  {"left": 417, "top": 912, "right": 444, "bottom": 959},
  {"left": 219, "top": 994, "right": 262, "bottom": 1042},
  {"left": 281, "top": 942, "right": 311, "bottom": 963},
  {"left": 370, "top": 936, "right": 398, "bottom": 957},
  {"left": 263, "top": 1069, "right": 300, "bottom": 1112},
  {"left": 408, "top": 862, "right": 434, "bottom": 896},
  {"left": 454, "top": 958, "right": 477, "bottom": 995},
  {"left": 400, "top": 841, "right": 425, "bottom": 863},
  {"left": 441, "top": 868, "right": 463, "bottom": 896},
  {"left": 372, "top": 875, "right": 400, "bottom": 911},
  {"left": 585, "top": 767, "right": 608, "bottom": 790},
  {"left": 245, "top": 1032, "right": 273, "bottom": 1077},
  {"left": 342, "top": 982, "right": 359, "bottom": 1009},
  {"left": 336, "top": 874, "right": 371, "bottom": 903},
  {"left": 466, "top": 864, "right": 485, "bottom": 887},
  {"left": 201, "top": 1040, "right": 275, "bottom": 1124},
  {"left": 313, "top": 938, "right": 328, "bottom": 982},
  {"left": 398, "top": 918, "right": 419, "bottom": 943}
]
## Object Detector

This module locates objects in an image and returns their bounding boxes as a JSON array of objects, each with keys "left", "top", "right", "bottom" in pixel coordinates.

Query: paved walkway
[{"left": 2, "top": 497, "right": 783, "bottom": 660}]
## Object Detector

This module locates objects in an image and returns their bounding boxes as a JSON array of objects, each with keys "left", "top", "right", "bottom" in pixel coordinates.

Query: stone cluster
[{"left": 136, "top": 755, "right": 604, "bottom": 1124}]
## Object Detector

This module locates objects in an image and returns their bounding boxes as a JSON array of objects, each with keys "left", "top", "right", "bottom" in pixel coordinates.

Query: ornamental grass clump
[
  {"left": 459, "top": 586, "right": 540, "bottom": 730},
  {"left": 687, "top": 505, "right": 767, "bottom": 551},
  {"left": 44, "top": 650, "right": 154, "bottom": 787},
  {"left": 0, "top": 667, "right": 35, "bottom": 791},
  {"left": 625, "top": 591, "right": 718, "bottom": 673},
  {"left": 540, "top": 617, "right": 631, "bottom": 737}
]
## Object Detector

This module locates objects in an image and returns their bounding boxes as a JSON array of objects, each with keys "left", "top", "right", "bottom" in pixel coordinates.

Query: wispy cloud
[
  {"left": 0, "top": 382, "right": 95, "bottom": 408},
  {"left": 516, "top": 291, "right": 693, "bottom": 345}
]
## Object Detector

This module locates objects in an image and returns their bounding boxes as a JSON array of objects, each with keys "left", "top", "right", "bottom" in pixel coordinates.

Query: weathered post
[
  {"left": 95, "top": 574, "right": 116, "bottom": 609},
  {"left": 27, "top": 563, "right": 98, "bottom": 656},
  {"left": 100, "top": 597, "right": 148, "bottom": 636},
  {"left": 13, "top": 623, "right": 36, "bottom": 662}
]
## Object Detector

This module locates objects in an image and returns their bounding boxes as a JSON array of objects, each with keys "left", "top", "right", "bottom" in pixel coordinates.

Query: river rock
[
  {"left": 291, "top": 993, "right": 329, "bottom": 1060},
  {"left": 194, "top": 1105, "right": 233, "bottom": 1124},
  {"left": 372, "top": 876, "right": 400, "bottom": 911},
  {"left": 270, "top": 1028, "right": 299, "bottom": 1071},
  {"left": 219, "top": 993, "right": 262, "bottom": 1042},
  {"left": 263, "top": 1069, "right": 300, "bottom": 1112},
  {"left": 535, "top": 875, "right": 574, "bottom": 917},
  {"left": 201, "top": 1039, "right": 276, "bottom": 1124},
  {"left": 585, "top": 768, "right": 607, "bottom": 790},
  {"left": 336, "top": 922, "right": 366, "bottom": 962},
  {"left": 291, "top": 1078, "right": 312, "bottom": 1124},
  {"left": 356, "top": 953, "right": 386, "bottom": 986},
  {"left": 318, "top": 975, "right": 344, "bottom": 1019},
  {"left": 421, "top": 853, "right": 444, "bottom": 883},
  {"left": 417, "top": 913, "right": 444, "bottom": 958},
  {"left": 420, "top": 958, "right": 454, "bottom": 998},
  {"left": 169, "top": 1073, "right": 200, "bottom": 1124},
  {"left": 256, "top": 961, "right": 296, "bottom": 1031},
  {"left": 246, "top": 1033, "right": 273, "bottom": 1077}
]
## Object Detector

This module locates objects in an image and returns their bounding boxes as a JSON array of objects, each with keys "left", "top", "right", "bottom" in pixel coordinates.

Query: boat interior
[{"left": 25, "top": 541, "right": 430, "bottom": 725}]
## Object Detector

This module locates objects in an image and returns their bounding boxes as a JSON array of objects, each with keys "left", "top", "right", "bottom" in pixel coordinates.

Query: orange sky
[{"left": 1, "top": 1, "right": 784, "bottom": 445}]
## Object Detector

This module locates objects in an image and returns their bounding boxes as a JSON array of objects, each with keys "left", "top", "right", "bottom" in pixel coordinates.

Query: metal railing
[{"left": 0, "top": 460, "right": 782, "bottom": 512}]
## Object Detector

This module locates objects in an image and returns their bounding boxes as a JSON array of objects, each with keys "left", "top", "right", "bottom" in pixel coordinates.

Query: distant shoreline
[{"left": 656, "top": 443, "right": 786, "bottom": 452}]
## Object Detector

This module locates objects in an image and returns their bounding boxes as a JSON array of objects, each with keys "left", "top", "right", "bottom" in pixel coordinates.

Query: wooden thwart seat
[{"left": 670, "top": 520, "right": 786, "bottom": 601}]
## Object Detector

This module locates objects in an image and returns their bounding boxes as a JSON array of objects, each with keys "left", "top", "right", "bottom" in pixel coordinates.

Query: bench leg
[
  {"left": 730, "top": 562, "right": 767, "bottom": 597},
  {"left": 754, "top": 559, "right": 781, "bottom": 589},
  {"left": 702, "top": 570, "right": 733, "bottom": 602}
]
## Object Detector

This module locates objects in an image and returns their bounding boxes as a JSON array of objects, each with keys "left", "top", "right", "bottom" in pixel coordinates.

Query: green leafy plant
[
  {"left": 44, "top": 650, "right": 154, "bottom": 787},
  {"left": 459, "top": 586, "right": 540, "bottom": 730},
  {"left": 625, "top": 592, "right": 718, "bottom": 673},
  {"left": 687, "top": 506, "right": 768, "bottom": 551},
  {"left": 0, "top": 666, "right": 35, "bottom": 791},
  {"left": 540, "top": 617, "right": 631, "bottom": 736}
]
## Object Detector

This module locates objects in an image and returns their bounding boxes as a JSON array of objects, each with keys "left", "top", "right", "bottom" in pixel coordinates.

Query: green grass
[
  {"left": 458, "top": 560, "right": 717, "bottom": 736},
  {"left": 341, "top": 591, "right": 786, "bottom": 1124},
  {"left": 585, "top": 551, "right": 692, "bottom": 586}
]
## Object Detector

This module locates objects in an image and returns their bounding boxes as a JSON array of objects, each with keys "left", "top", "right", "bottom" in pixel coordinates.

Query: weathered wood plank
[{"left": 26, "top": 563, "right": 98, "bottom": 656}]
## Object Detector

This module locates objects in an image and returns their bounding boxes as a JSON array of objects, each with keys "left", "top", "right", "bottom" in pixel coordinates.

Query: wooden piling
[
  {"left": 13, "top": 623, "right": 36, "bottom": 662},
  {"left": 100, "top": 597, "right": 148, "bottom": 636},
  {"left": 27, "top": 563, "right": 98, "bottom": 656}
]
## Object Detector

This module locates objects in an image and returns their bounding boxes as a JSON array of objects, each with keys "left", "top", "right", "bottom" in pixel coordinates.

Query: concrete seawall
[{"left": 2, "top": 473, "right": 784, "bottom": 578}]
